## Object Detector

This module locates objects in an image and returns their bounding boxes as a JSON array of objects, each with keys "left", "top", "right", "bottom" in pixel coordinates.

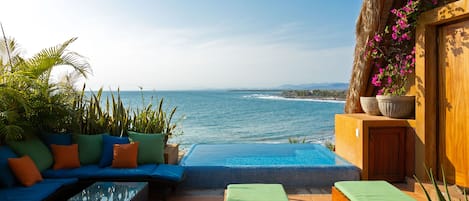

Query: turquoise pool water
[
  {"left": 180, "top": 144, "right": 359, "bottom": 189},
  {"left": 180, "top": 144, "right": 350, "bottom": 167}
]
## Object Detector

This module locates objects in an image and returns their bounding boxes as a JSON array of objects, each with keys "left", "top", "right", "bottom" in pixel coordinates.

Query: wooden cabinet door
[
  {"left": 368, "top": 127, "right": 406, "bottom": 182},
  {"left": 438, "top": 20, "right": 469, "bottom": 187}
]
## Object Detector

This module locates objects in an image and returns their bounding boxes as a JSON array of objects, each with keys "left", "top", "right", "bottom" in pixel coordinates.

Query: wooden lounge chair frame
[{"left": 331, "top": 186, "right": 350, "bottom": 201}]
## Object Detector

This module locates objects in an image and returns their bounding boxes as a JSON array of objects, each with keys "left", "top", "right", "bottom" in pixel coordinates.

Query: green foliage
[
  {"left": 74, "top": 87, "right": 181, "bottom": 144},
  {"left": 129, "top": 90, "right": 178, "bottom": 144},
  {"left": 324, "top": 140, "right": 335, "bottom": 151},
  {"left": 107, "top": 89, "right": 130, "bottom": 137},
  {"left": 74, "top": 87, "right": 111, "bottom": 135},
  {"left": 288, "top": 138, "right": 335, "bottom": 152},
  {"left": 0, "top": 30, "right": 181, "bottom": 144},
  {"left": 281, "top": 89, "right": 347, "bottom": 100},
  {"left": 0, "top": 34, "right": 90, "bottom": 141},
  {"left": 288, "top": 137, "right": 306, "bottom": 144},
  {"left": 414, "top": 166, "right": 468, "bottom": 201}
]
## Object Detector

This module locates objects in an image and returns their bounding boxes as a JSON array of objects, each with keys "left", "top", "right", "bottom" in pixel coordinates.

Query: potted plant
[
  {"left": 360, "top": 96, "right": 381, "bottom": 116},
  {"left": 366, "top": 0, "right": 437, "bottom": 118},
  {"left": 129, "top": 91, "right": 183, "bottom": 165}
]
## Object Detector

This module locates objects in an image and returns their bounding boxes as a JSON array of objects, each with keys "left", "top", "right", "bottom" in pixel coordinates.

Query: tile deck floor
[
  {"left": 166, "top": 188, "right": 332, "bottom": 201},
  {"left": 164, "top": 184, "right": 427, "bottom": 201}
]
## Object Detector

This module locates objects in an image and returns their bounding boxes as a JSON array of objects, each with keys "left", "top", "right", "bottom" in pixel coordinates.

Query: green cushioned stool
[
  {"left": 333, "top": 181, "right": 416, "bottom": 201},
  {"left": 225, "top": 184, "right": 288, "bottom": 201}
]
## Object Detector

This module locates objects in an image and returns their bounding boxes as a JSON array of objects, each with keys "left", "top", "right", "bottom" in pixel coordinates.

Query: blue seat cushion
[
  {"left": 0, "top": 178, "right": 77, "bottom": 201},
  {"left": 96, "top": 164, "right": 157, "bottom": 178},
  {"left": 151, "top": 164, "right": 185, "bottom": 182},
  {"left": 42, "top": 165, "right": 102, "bottom": 179},
  {"left": 42, "top": 164, "right": 185, "bottom": 182},
  {"left": 42, "top": 164, "right": 158, "bottom": 179},
  {"left": 0, "top": 146, "right": 18, "bottom": 188},
  {"left": 99, "top": 135, "right": 130, "bottom": 167}
]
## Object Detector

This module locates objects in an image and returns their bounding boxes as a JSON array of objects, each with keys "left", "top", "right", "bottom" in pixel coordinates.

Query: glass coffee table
[{"left": 68, "top": 182, "right": 148, "bottom": 201}]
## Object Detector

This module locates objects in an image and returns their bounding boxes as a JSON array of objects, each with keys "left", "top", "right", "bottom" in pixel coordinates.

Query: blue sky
[{"left": 1, "top": 0, "right": 362, "bottom": 90}]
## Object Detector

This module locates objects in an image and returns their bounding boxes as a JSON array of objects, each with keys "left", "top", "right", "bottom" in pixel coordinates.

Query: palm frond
[
  {"left": 0, "top": 124, "right": 24, "bottom": 141},
  {"left": 24, "top": 37, "right": 90, "bottom": 81}
]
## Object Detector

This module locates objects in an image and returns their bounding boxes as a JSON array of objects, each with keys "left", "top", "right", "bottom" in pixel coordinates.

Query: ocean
[{"left": 100, "top": 90, "right": 345, "bottom": 149}]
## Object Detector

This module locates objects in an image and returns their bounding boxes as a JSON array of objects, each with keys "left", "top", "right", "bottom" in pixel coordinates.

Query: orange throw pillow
[
  {"left": 112, "top": 142, "right": 139, "bottom": 168},
  {"left": 51, "top": 144, "right": 80, "bottom": 170},
  {"left": 8, "top": 155, "right": 43, "bottom": 187}
]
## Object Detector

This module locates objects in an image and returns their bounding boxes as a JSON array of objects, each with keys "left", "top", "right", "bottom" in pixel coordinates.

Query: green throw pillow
[
  {"left": 74, "top": 134, "right": 107, "bottom": 165},
  {"left": 7, "top": 135, "right": 53, "bottom": 172},
  {"left": 128, "top": 131, "right": 165, "bottom": 164}
]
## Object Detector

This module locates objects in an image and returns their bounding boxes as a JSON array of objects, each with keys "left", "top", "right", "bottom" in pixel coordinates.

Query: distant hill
[{"left": 277, "top": 82, "right": 349, "bottom": 90}]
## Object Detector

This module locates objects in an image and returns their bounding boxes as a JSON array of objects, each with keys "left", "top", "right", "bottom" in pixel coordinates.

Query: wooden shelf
[{"left": 337, "top": 113, "right": 416, "bottom": 127}]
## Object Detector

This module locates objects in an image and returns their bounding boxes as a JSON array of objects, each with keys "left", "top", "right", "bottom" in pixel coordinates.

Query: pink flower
[
  {"left": 368, "top": 0, "right": 437, "bottom": 96},
  {"left": 403, "top": 6, "right": 412, "bottom": 13},
  {"left": 406, "top": 0, "right": 414, "bottom": 8},
  {"left": 397, "top": 19, "right": 409, "bottom": 29},
  {"left": 396, "top": 11, "right": 406, "bottom": 19},
  {"left": 401, "top": 33, "right": 411, "bottom": 40},
  {"left": 374, "top": 34, "right": 382, "bottom": 42},
  {"left": 372, "top": 74, "right": 381, "bottom": 87},
  {"left": 432, "top": 0, "right": 438, "bottom": 5},
  {"left": 400, "top": 69, "right": 406, "bottom": 76},
  {"left": 377, "top": 89, "right": 384, "bottom": 95}
]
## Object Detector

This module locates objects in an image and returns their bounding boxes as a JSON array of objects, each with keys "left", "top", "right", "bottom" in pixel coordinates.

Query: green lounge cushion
[
  {"left": 128, "top": 131, "right": 164, "bottom": 164},
  {"left": 7, "top": 136, "right": 53, "bottom": 172},
  {"left": 226, "top": 184, "right": 288, "bottom": 201},
  {"left": 75, "top": 134, "right": 107, "bottom": 165},
  {"left": 334, "top": 181, "right": 415, "bottom": 201}
]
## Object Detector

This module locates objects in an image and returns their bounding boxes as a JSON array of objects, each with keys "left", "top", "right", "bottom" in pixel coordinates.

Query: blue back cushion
[
  {"left": 0, "top": 146, "right": 18, "bottom": 188},
  {"left": 99, "top": 135, "right": 129, "bottom": 167},
  {"left": 41, "top": 133, "right": 72, "bottom": 148}
]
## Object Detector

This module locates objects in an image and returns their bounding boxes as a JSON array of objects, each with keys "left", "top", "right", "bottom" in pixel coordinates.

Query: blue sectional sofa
[
  {"left": 41, "top": 164, "right": 184, "bottom": 182},
  {"left": 0, "top": 133, "right": 185, "bottom": 201},
  {"left": 0, "top": 178, "right": 78, "bottom": 201}
]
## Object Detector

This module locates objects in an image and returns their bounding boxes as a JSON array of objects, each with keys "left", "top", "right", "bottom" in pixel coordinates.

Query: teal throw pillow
[
  {"left": 75, "top": 134, "right": 107, "bottom": 165},
  {"left": 128, "top": 131, "right": 165, "bottom": 164},
  {"left": 7, "top": 136, "right": 53, "bottom": 172}
]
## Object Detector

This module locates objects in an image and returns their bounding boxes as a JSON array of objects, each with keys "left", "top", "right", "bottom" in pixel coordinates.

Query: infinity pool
[{"left": 180, "top": 144, "right": 359, "bottom": 189}]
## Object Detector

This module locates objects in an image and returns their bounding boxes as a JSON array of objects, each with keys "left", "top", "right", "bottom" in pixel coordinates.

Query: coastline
[
  {"left": 281, "top": 95, "right": 346, "bottom": 102},
  {"left": 279, "top": 89, "right": 347, "bottom": 102},
  {"left": 250, "top": 94, "right": 345, "bottom": 103}
]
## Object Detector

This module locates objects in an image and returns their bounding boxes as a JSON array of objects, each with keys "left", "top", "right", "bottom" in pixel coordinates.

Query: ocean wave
[{"left": 243, "top": 94, "right": 345, "bottom": 103}]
